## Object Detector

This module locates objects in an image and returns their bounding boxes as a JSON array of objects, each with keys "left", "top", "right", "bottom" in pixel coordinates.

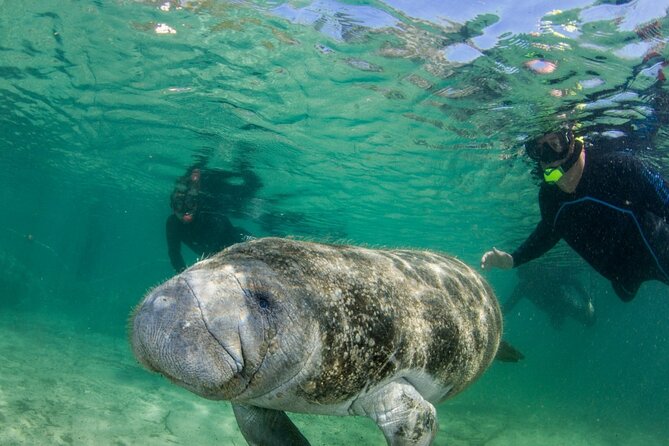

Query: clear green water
[{"left": 1, "top": 0, "right": 669, "bottom": 444}]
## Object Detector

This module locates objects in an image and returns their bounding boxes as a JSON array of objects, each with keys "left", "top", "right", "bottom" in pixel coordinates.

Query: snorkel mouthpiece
[
  {"left": 542, "top": 136, "right": 583, "bottom": 184},
  {"left": 190, "top": 168, "right": 201, "bottom": 183},
  {"left": 171, "top": 167, "right": 202, "bottom": 223},
  {"left": 543, "top": 166, "right": 564, "bottom": 183}
]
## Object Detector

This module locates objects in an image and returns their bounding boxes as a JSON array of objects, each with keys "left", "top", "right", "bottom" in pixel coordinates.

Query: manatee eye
[{"left": 243, "top": 288, "right": 271, "bottom": 309}]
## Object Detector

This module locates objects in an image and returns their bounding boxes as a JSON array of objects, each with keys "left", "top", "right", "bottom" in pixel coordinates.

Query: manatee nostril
[
  {"left": 149, "top": 294, "right": 172, "bottom": 310},
  {"left": 131, "top": 281, "right": 193, "bottom": 373}
]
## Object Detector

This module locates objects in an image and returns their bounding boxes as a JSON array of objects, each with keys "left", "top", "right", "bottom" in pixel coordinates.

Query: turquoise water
[{"left": 2, "top": 0, "right": 669, "bottom": 444}]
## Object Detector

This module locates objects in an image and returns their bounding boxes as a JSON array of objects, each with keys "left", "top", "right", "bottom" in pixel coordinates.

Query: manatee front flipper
[
  {"left": 495, "top": 340, "right": 525, "bottom": 362},
  {"left": 352, "top": 380, "right": 437, "bottom": 446},
  {"left": 232, "top": 403, "right": 310, "bottom": 446}
]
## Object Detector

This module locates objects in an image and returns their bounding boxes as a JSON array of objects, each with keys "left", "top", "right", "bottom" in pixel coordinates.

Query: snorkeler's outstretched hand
[{"left": 480, "top": 248, "right": 514, "bottom": 270}]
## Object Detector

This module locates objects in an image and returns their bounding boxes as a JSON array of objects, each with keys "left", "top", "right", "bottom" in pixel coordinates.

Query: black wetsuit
[
  {"left": 166, "top": 212, "right": 249, "bottom": 272},
  {"left": 512, "top": 149, "right": 669, "bottom": 301},
  {"left": 166, "top": 166, "right": 259, "bottom": 272}
]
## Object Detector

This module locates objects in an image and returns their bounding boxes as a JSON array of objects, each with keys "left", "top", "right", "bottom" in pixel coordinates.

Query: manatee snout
[{"left": 130, "top": 273, "right": 243, "bottom": 399}]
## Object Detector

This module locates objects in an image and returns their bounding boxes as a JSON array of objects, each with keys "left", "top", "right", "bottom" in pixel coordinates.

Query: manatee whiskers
[{"left": 186, "top": 276, "right": 244, "bottom": 375}]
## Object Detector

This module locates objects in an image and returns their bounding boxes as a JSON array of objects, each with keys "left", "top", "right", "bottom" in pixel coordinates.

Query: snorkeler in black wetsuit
[
  {"left": 481, "top": 128, "right": 669, "bottom": 302},
  {"left": 166, "top": 166, "right": 253, "bottom": 272}
]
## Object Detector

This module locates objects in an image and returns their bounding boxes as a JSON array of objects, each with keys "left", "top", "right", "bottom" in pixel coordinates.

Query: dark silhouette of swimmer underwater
[
  {"left": 166, "top": 164, "right": 258, "bottom": 272},
  {"left": 482, "top": 126, "right": 669, "bottom": 302},
  {"left": 503, "top": 262, "right": 596, "bottom": 329}
]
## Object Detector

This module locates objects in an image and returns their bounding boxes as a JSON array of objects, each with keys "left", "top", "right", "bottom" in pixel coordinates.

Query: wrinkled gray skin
[{"left": 131, "top": 237, "right": 501, "bottom": 446}]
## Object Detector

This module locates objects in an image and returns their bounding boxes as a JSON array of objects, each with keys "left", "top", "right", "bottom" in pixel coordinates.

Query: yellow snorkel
[
  {"left": 543, "top": 166, "right": 565, "bottom": 183},
  {"left": 541, "top": 136, "right": 584, "bottom": 184}
]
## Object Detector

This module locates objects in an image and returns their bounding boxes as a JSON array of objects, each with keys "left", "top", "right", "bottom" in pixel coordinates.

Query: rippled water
[{"left": 1, "top": 1, "right": 669, "bottom": 444}]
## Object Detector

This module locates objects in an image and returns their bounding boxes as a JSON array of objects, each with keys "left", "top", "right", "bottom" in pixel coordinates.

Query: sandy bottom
[{"left": 0, "top": 309, "right": 666, "bottom": 446}]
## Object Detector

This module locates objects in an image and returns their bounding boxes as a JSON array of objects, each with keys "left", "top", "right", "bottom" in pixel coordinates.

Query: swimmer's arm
[
  {"left": 482, "top": 188, "right": 560, "bottom": 270},
  {"left": 166, "top": 215, "right": 187, "bottom": 273},
  {"left": 510, "top": 219, "right": 561, "bottom": 268},
  {"left": 480, "top": 248, "right": 513, "bottom": 269},
  {"left": 480, "top": 220, "right": 558, "bottom": 270}
]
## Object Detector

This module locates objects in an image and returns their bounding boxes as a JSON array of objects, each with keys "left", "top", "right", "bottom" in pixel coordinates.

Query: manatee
[{"left": 130, "top": 237, "right": 502, "bottom": 445}]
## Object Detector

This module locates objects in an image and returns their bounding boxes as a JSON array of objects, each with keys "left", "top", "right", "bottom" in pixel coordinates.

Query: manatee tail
[{"left": 495, "top": 340, "right": 524, "bottom": 362}]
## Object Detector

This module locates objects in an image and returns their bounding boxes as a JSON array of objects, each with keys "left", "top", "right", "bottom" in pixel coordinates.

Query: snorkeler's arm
[
  {"left": 510, "top": 219, "right": 561, "bottom": 268},
  {"left": 481, "top": 248, "right": 513, "bottom": 269},
  {"left": 166, "top": 215, "right": 187, "bottom": 273}
]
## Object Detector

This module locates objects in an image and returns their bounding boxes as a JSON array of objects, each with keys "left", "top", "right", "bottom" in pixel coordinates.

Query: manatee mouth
[
  {"left": 183, "top": 276, "right": 244, "bottom": 375},
  {"left": 131, "top": 277, "right": 239, "bottom": 397}
]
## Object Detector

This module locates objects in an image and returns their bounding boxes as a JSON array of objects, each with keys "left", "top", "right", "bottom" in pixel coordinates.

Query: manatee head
[{"left": 130, "top": 256, "right": 299, "bottom": 401}]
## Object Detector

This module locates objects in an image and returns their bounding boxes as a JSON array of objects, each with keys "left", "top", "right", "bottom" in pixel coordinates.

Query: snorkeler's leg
[
  {"left": 503, "top": 277, "right": 538, "bottom": 315},
  {"left": 564, "top": 292, "right": 596, "bottom": 327},
  {"left": 502, "top": 286, "right": 524, "bottom": 315},
  {"left": 611, "top": 279, "right": 641, "bottom": 302},
  {"left": 549, "top": 312, "right": 565, "bottom": 330}
]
